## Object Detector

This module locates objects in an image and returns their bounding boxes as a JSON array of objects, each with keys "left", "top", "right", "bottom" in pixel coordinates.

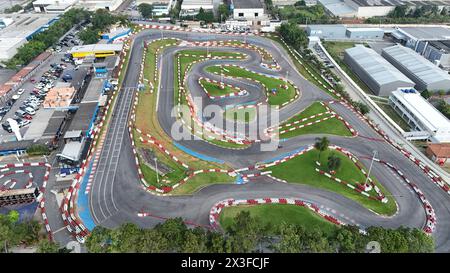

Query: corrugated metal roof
[
  {"left": 345, "top": 45, "right": 414, "bottom": 86},
  {"left": 382, "top": 45, "right": 450, "bottom": 86},
  {"left": 392, "top": 89, "right": 450, "bottom": 132}
]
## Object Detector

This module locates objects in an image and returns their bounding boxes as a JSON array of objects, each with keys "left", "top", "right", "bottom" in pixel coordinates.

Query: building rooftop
[
  {"left": 67, "top": 102, "right": 98, "bottom": 133},
  {"left": 69, "top": 43, "right": 123, "bottom": 54},
  {"left": 318, "top": 0, "right": 356, "bottom": 16},
  {"left": 392, "top": 89, "right": 450, "bottom": 132},
  {"left": 429, "top": 40, "right": 450, "bottom": 53},
  {"left": 232, "top": 0, "right": 263, "bottom": 9},
  {"left": 345, "top": 45, "right": 414, "bottom": 86},
  {"left": 427, "top": 143, "right": 450, "bottom": 158},
  {"left": 382, "top": 45, "right": 450, "bottom": 86},
  {"left": 181, "top": 0, "right": 213, "bottom": 6},
  {"left": 398, "top": 26, "right": 450, "bottom": 41},
  {"left": 43, "top": 86, "right": 76, "bottom": 108},
  {"left": 0, "top": 13, "right": 59, "bottom": 40}
]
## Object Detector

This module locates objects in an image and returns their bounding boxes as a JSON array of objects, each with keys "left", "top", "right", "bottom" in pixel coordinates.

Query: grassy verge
[
  {"left": 219, "top": 204, "right": 338, "bottom": 235},
  {"left": 278, "top": 102, "right": 352, "bottom": 138},
  {"left": 174, "top": 50, "right": 250, "bottom": 150},
  {"left": 265, "top": 149, "right": 397, "bottom": 216},
  {"left": 322, "top": 41, "right": 372, "bottom": 94},
  {"left": 205, "top": 65, "right": 296, "bottom": 106},
  {"left": 375, "top": 102, "right": 411, "bottom": 131},
  {"left": 171, "top": 172, "right": 235, "bottom": 195},
  {"left": 265, "top": 35, "right": 339, "bottom": 99},
  {"left": 199, "top": 79, "right": 241, "bottom": 96}
]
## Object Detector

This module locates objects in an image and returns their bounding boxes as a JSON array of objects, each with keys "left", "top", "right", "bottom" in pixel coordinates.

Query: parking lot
[{"left": 0, "top": 28, "right": 85, "bottom": 143}]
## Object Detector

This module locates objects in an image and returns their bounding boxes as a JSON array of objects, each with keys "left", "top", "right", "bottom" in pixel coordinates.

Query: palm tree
[
  {"left": 314, "top": 137, "right": 329, "bottom": 162},
  {"left": 327, "top": 153, "right": 341, "bottom": 174}
]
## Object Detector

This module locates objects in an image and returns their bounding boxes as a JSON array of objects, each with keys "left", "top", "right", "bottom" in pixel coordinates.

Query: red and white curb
[{"left": 198, "top": 76, "right": 248, "bottom": 100}]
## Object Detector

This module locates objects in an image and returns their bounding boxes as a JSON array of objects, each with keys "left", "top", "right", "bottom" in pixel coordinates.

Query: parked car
[
  {"left": 2, "top": 121, "right": 12, "bottom": 133},
  {"left": 17, "top": 88, "right": 25, "bottom": 95}
]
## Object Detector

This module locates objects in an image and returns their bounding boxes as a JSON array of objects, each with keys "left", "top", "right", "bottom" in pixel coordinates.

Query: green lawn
[
  {"left": 375, "top": 102, "right": 411, "bottom": 131},
  {"left": 171, "top": 172, "right": 234, "bottom": 195},
  {"left": 200, "top": 79, "right": 241, "bottom": 97},
  {"left": 265, "top": 149, "right": 397, "bottom": 216},
  {"left": 144, "top": 38, "right": 179, "bottom": 91},
  {"left": 174, "top": 50, "right": 250, "bottom": 150},
  {"left": 225, "top": 107, "right": 256, "bottom": 123},
  {"left": 277, "top": 102, "right": 352, "bottom": 138},
  {"left": 219, "top": 204, "right": 338, "bottom": 235},
  {"left": 205, "top": 65, "right": 297, "bottom": 106}
]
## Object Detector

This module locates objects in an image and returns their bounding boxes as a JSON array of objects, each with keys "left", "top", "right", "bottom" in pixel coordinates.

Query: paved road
[{"left": 88, "top": 29, "right": 450, "bottom": 252}]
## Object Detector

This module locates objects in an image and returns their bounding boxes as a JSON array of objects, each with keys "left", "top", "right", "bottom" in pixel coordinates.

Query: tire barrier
[
  {"left": 209, "top": 197, "right": 351, "bottom": 229},
  {"left": 314, "top": 145, "right": 388, "bottom": 203},
  {"left": 198, "top": 76, "right": 248, "bottom": 100},
  {"left": 59, "top": 37, "right": 134, "bottom": 244},
  {"left": 209, "top": 64, "right": 300, "bottom": 109}
]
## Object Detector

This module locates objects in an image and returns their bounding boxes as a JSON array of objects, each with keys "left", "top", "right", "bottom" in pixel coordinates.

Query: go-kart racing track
[{"left": 64, "top": 28, "right": 450, "bottom": 252}]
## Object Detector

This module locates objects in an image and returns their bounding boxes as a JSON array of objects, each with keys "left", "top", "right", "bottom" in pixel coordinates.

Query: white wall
[
  {"left": 356, "top": 6, "right": 395, "bottom": 18},
  {"left": 233, "top": 8, "right": 264, "bottom": 20}
]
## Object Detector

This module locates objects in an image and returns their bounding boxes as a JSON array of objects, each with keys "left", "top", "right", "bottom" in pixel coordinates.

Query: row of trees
[
  {"left": 3, "top": 4, "right": 23, "bottom": 13},
  {"left": 366, "top": 5, "right": 450, "bottom": 24},
  {"left": 85, "top": 212, "right": 434, "bottom": 253},
  {"left": 78, "top": 9, "right": 129, "bottom": 44},
  {"left": 268, "top": 2, "right": 337, "bottom": 24},
  {"left": 4, "top": 8, "right": 91, "bottom": 69}
]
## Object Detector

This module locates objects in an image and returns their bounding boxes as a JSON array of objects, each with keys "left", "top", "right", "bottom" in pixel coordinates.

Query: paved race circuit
[{"left": 87, "top": 29, "right": 450, "bottom": 252}]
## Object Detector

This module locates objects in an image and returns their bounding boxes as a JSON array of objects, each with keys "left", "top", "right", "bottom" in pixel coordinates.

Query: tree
[
  {"left": 138, "top": 3, "right": 154, "bottom": 19},
  {"left": 294, "top": 0, "right": 306, "bottom": 6},
  {"left": 226, "top": 211, "right": 267, "bottom": 252},
  {"left": 85, "top": 226, "right": 113, "bottom": 253},
  {"left": 277, "top": 22, "right": 308, "bottom": 50},
  {"left": 389, "top": 5, "right": 407, "bottom": 18},
  {"left": 79, "top": 28, "right": 100, "bottom": 44},
  {"left": 441, "top": 7, "right": 448, "bottom": 16},
  {"left": 37, "top": 239, "right": 63, "bottom": 253},
  {"left": 218, "top": 4, "right": 230, "bottom": 22},
  {"left": 421, "top": 90, "right": 431, "bottom": 99},
  {"left": 314, "top": 137, "right": 329, "bottom": 162},
  {"left": 327, "top": 153, "right": 341, "bottom": 173},
  {"left": 354, "top": 102, "right": 370, "bottom": 115},
  {"left": 196, "top": 8, "right": 215, "bottom": 23}
]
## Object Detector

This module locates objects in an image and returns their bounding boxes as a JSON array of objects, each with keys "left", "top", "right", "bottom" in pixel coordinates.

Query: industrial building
[
  {"left": 318, "top": 0, "right": 450, "bottom": 18},
  {"left": 231, "top": 0, "right": 265, "bottom": 21},
  {"left": 346, "top": 27, "right": 384, "bottom": 40},
  {"left": 389, "top": 88, "right": 450, "bottom": 143},
  {"left": 180, "top": 0, "right": 213, "bottom": 16},
  {"left": 76, "top": 0, "right": 123, "bottom": 11},
  {"left": 136, "top": 0, "right": 173, "bottom": 15},
  {"left": 273, "top": 0, "right": 318, "bottom": 6},
  {"left": 381, "top": 45, "right": 450, "bottom": 92},
  {"left": 391, "top": 27, "right": 450, "bottom": 69},
  {"left": 68, "top": 43, "right": 123, "bottom": 58},
  {"left": 306, "top": 24, "right": 384, "bottom": 40},
  {"left": 33, "top": 0, "right": 78, "bottom": 13},
  {"left": 0, "top": 13, "right": 59, "bottom": 61},
  {"left": 344, "top": 45, "right": 415, "bottom": 96}
]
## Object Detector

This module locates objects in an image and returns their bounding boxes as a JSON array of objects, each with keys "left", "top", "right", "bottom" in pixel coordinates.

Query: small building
[
  {"left": 76, "top": 0, "right": 124, "bottom": 11},
  {"left": 231, "top": 0, "right": 265, "bottom": 21},
  {"left": 346, "top": 27, "right": 384, "bottom": 40},
  {"left": 68, "top": 43, "right": 123, "bottom": 58},
  {"left": 33, "top": 0, "right": 78, "bottom": 13},
  {"left": 180, "top": 0, "right": 213, "bottom": 16},
  {"left": 306, "top": 24, "right": 347, "bottom": 40},
  {"left": 426, "top": 143, "right": 450, "bottom": 165},
  {"left": 389, "top": 88, "right": 450, "bottom": 143},
  {"left": 344, "top": 45, "right": 415, "bottom": 96},
  {"left": 382, "top": 45, "right": 450, "bottom": 92},
  {"left": 43, "top": 86, "right": 76, "bottom": 109}
]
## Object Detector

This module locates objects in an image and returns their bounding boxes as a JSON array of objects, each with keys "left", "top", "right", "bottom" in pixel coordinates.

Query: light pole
[
  {"left": 154, "top": 157, "right": 159, "bottom": 184},
  {"left": 365, "top": 150, "right": 378, "bottom": 185}
]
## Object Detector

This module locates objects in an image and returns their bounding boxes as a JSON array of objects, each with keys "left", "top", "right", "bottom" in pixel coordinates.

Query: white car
[
  {"left": 24, "top": 107, "right": 36, "bottom": 115},
  {"left": 19, "top": 119, "right": 31, "bottom": 127},
  {"left": 17, "top": 88, "right": 25, "bottom": 95}
]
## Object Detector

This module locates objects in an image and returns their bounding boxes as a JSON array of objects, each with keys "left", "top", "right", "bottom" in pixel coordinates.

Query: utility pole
[{"left": 365, "top": 150, "right": 377, "bottom": 185}]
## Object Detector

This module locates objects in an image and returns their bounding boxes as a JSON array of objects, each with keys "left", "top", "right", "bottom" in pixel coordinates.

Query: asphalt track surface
[{"left": 89, "top": 29, "right": 450, "bottom": 252}]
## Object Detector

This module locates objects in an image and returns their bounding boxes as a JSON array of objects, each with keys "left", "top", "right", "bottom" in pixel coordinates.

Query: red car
[
  {"left": 30, "top": 78, "right": 36, "bottom": 83},
  {"left": 23, "top": 114, "right": 33, "bottom": 120}
]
